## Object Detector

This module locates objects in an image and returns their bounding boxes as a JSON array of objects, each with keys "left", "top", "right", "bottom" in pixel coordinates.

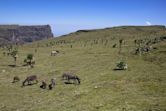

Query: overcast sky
[{"left": 0, "top": 0, "right": 166, "bottom": 36}]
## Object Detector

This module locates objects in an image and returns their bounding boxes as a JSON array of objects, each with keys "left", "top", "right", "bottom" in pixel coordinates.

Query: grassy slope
[{"left": 0, "top": 26, "right": 166, "bottom": 111}]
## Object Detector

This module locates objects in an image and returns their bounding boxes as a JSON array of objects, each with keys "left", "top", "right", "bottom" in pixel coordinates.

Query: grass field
[{"left": 0, "top": 26, "right": 166, "bottom": 111}]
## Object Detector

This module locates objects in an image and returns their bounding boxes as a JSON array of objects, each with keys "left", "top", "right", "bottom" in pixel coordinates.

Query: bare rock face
[{"left": 0, "top": 25, "right": 53, "bottom": 45}]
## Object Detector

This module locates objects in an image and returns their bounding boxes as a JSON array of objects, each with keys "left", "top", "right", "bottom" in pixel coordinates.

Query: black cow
[{"left": 40, "top": 80, "right": 47, "bottom": 89}]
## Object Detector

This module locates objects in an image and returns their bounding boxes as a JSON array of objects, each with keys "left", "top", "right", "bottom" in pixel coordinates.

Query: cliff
[{"left": 0, "top": 25, "right": 53, "bottom": 45}]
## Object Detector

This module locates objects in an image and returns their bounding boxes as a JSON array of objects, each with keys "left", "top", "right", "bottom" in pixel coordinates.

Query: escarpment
[{"left": 0, "top": 25, "right": 53, "bottom": 45}]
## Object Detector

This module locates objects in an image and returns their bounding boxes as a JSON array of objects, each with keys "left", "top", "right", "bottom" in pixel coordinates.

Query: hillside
[
  {"left": 0, "top": 25, "right": 166, "bottom": 111},
  {"left": 35, "top": 25, "right": 166, "bottom": 46},
  {"left": 0, "top": 25, "right": 53, "bottom": 46}
]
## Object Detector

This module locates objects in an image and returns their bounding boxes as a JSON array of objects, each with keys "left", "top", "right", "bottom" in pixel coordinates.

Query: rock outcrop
[{"left": 0, "top": 25, "right": 53, "bottom": 45}]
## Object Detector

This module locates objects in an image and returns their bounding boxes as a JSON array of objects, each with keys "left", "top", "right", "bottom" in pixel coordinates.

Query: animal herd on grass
[
  {"left": 134, "top": 36, "right": 166, "bottom": 55},
  {"left": 12, "top": 72, "right": 81, "bottom": 90},
  {"left": 2, "top": 36, "right": 166, "bottom": 90}
]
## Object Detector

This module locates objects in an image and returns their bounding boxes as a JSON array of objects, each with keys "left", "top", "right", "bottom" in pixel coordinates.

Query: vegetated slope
[
  {"left": 35, "top": 25, "right": 166, "bottom": 46},
  {"left": 0, "top": 26, "right": 166, "bottom": 111}
]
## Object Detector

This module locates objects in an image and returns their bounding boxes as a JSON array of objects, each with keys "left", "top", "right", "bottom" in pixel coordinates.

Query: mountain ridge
[{"left": 0, "top": 24, "right": 53, "bottom": 46}]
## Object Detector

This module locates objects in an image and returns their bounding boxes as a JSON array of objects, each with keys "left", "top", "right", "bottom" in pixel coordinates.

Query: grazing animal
[
  {"left": 51, "top": 78, "right": 56, "bottom": 86},
  {"left": 3, "top": 52, "right": 6, "bottom": 56},
  {"left": 48, "top": 78, "right": 56, "bottom": 90},
  {"left": 12, "top": 76, "right": 20, "bottom": 83},
  {"left": 7, "top": 52, "right": 11, "bottom": 56},
  {"left": 51, "top": 50, "right": 59, "bottom": 56},
  {"left": 48, "top": 84, "right": 53, "bottom": 90},
  {"left": 112, "top": 44, "right": 117, "bottom": 48},
  {"left": 40, "top": 80, "right": 47, "bottom": 89},
  {"left": 22, "top": 75, "right": 38, "bottom": 86},
  {"left": 62, "top": 73, "right": 80, "bottom": 84}
]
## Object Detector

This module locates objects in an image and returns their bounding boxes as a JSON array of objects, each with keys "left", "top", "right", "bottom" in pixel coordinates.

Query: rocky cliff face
[{"left": 0, "top": 25, "right": 53, "bottom": 45}]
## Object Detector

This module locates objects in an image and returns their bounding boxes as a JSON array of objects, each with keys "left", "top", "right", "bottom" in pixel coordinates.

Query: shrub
[
  {"left": 10, "top": 50, "right": 18, "bottom": 66},
  {"left": 116, "top": 61, "right": 128, "bottom": 70},
  {"left": 27, "top": 54, "right": 33, "bottom": 60},
  {"left": 24, "top": 54, "right": 35, "bottom": 68}
]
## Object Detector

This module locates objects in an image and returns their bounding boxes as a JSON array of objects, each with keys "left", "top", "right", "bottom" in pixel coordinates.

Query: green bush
[
  {"left": 10, "top": 50, "right": 18, "bottom": 66},
  {"left": 27, "top": 54, "right": 33, "bottom": 60},
  {"left": 24, "top": 54, "right": 35, "bottom": 68},
  {"left": 116, "top": 61, "right": 128, "bottom": 70}
]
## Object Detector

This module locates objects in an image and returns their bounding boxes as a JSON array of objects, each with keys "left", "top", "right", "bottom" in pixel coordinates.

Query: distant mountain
[{"left": 0, "top": 25, "right": 53, "bottom": 46}]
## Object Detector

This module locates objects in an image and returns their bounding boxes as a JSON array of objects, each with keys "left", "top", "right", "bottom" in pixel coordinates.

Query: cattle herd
[
  {"left": 3, "top": 48, "right": 80, "bottom": 90},
  {"left": 12, "top": 72, "right": 81, "bottom": 90},
  {"left": 134, "top": 36, "right": 166, "bottom": 55},
  {"left": 4, "top": 36, "right": 166, "bottom": 91}
]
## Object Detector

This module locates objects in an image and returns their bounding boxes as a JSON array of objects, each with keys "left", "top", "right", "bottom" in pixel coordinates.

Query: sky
[{"left": 0, "top": 0, "right": 166, "bottom": 36}]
